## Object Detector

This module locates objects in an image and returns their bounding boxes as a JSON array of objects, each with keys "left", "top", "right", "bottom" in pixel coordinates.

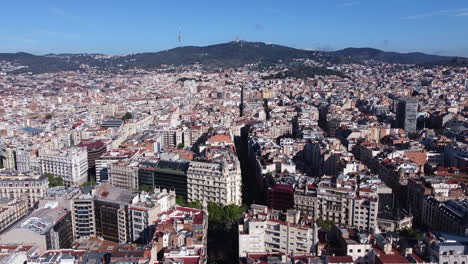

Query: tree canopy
[
  {"left": 82, "top": 181, "right": 97, "bottom": 187},
  {"left": 45, "top": 173, "right": 64, "bottom": 187},
  {"left": 262, "top": 66, "right": 348, "bottom": 80},
  {"left": 176, "top": 196, "right": 202, "bottom": 209},
  {"left": 316, "top": 219, "right": 335, "bottom": 230},
  {"left": 208, "top": 202, "right": 246, "bottom": 224},
  {"left": 139, "top": 185, "right": 153, "bottom": 193},
  {"left": 122, "top": 112, "right": 133, "bottom": 120}
]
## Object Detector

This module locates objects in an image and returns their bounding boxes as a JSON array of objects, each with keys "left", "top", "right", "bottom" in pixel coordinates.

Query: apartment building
[
  {"left": 0, "top": 169, "right": 49, "bottom": 208},
  {"left": 138, "top": 159, "right": 189, "bottom": 198},
  {"left": 40, "top": 148, "right": 88, "bottom": 186},
  {"left": 93, "top": 183, "right": 136, "bottom": 243},
  {"left": 0, "top": 204, "right": 73, "bottom": 254},
  {"left": 109, "top": 160, "right": 139, "bottom": 190},
  {"left": 336, "top": 228, "right": 371, "bottom": 262},
  {"left": 0, "top": 198, "right": 29, "bottom": 233},
  {"left": 416, "top": 233, "right": 468, "bottom": 264},
  {"left": 238, "top": 204, "right": 316, "bottom": 257},
  {"left": 95, "top": 149, "right": 142, "bottom": 182},
  {"left": 151, "top": 206, "right": 208, "bottom": 264},
  {"left": 78, "top": 139, "right": 106, "bottom": 181},
  {"left": 15, "top": 145, "right": 40, "bottom": 173},
  {"left": 0, "top": 146, "right": 16, "bottom": 170},
  {"left": 70, "top": 191, "right": 95, "bottom": 240},
  {"left": 187, "top": 158, "right": 242, "bottom": 206},
  {"left": 352, "top": 197, "right": 378, "bottom": 231},
  {"left": 129, "top": 188, "right": 176, "bottom": 243},
  {"left": 422, "top": 197, "right": 468, "bottom": 236},
  {"left": 294, "top": 184, "right": 379, "bottom": 231}
]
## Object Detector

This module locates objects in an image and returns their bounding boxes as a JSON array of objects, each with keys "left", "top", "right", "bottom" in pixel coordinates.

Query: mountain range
[{"left": 1, "top": 41, "right": 467, "bottom": 74}]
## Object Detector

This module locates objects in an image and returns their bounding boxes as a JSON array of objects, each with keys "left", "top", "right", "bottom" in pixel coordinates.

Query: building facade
[
  {"left": 238, "top": 204, "right": 316, "bottom": 257},
  {"left": 0, "top": 169, "right": 49, "bottom": 208},
  {"left": 0, "top": 205, "right": 73, "bottom": 254},
  {"left": 93, "top": 184, "right": 135, "bottom": 243},
  {"left": 187, "top": 159, "right": 242, "bottom": 206},
  {"left": 396, "top": 98, "right": 418, "bottom": 132},
  {"left": 129, "top": 188, "right": 176, "bottom": 243},
  {"left": 294, "top": 185, "right": 379, "bottom": 231},
  {"left": 40, "top": 148, "right": 88, "bottom": 186},
  {"left": 0, "top": 198, "right": 29, "bottom": 233},
  {"left": 109, "top": 160, "right": 139, "bottom": 190},
  {"left": 78, "top": 140, "right": 106, "bottom": 181},
  {"left": 70, "top": 192, "right": 96, "bottom": 240}
]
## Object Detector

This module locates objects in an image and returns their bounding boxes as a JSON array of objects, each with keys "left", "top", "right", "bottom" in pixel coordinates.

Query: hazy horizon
[
  {"left": 2, "top": 40, "right": 467, "bottom": 58},
  {"left": 1, "top": 0, "right": 467, "bottom": 56}
]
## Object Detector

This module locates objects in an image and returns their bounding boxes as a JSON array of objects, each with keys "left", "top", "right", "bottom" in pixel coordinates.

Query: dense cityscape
[{"left": 0, "top": 38, "right": 467, "bottom": 264}]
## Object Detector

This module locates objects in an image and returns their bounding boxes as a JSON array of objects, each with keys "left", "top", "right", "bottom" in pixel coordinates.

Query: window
[{"left": 358, "top": 249, "right": 361, "bottom": 253}]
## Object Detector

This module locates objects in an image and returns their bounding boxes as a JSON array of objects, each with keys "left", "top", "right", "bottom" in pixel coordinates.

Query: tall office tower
[
  {"left": 138, "top": 159, "right": 189, "bottom": 198},
  {"left": 94, "top": 183, "right": 136, "bottom": 243},
  {"left": 15, "top": 145, "right": 33, "bottom": 173},
  {"left": 70, "top": 191, "right": 96, "bottom": 240},
  {"left": 396, "top": 98, "right": 418, "bottom": 132},
  {"left": 40, "top": 148, "right": 88, "bottom": 186}
]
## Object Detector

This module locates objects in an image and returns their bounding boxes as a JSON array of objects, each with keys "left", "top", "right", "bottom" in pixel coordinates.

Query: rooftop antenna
[
  {"left": 235, "top": 36, "right": 243, "bottom": 47},
  {"left": 178, "top": 26, "right": 182, "bottom": 44}
]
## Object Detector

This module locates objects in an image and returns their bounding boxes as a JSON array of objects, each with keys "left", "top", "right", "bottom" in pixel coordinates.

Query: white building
[
  {"left": 40, "top": 148, "right": 88, "bottom": 186},
  {"left": 129, "top": 188, "right": 176, "bottom": 243},
  {"left": 187, "top": 158, "right": 242, "bottom": 206},
  {"left": 238, "top": 204, "right": 317, "bottom": 257},
  {"left": 70, "top": 191, "right": 95, "bottom": 240}
]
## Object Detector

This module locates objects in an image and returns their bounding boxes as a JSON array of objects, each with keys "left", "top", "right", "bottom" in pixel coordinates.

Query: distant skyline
[{"left": 1, "top": 0, "right": 467, "bottom": 56}]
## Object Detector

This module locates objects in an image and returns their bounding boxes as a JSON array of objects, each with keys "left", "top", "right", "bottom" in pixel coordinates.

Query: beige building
[
  {"left": 109, "top": 160, "right": 139, "bottom": 190},
  {"left": 294, "top": 184, "right": 379, "bottom": 231},
  {"left": 0, "top": 198, "right": 29, "bottom": 233},
  {"left": 0, "top": 169, "right": 49, "bottom": 208},
  {"left": 377, "top": 211, "right": 413, "bottom": 232}
]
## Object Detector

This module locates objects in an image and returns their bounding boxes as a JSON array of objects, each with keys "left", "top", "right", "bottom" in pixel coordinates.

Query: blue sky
[{"left": 1, "top": 0, "right": 467, "bottom": 56}]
